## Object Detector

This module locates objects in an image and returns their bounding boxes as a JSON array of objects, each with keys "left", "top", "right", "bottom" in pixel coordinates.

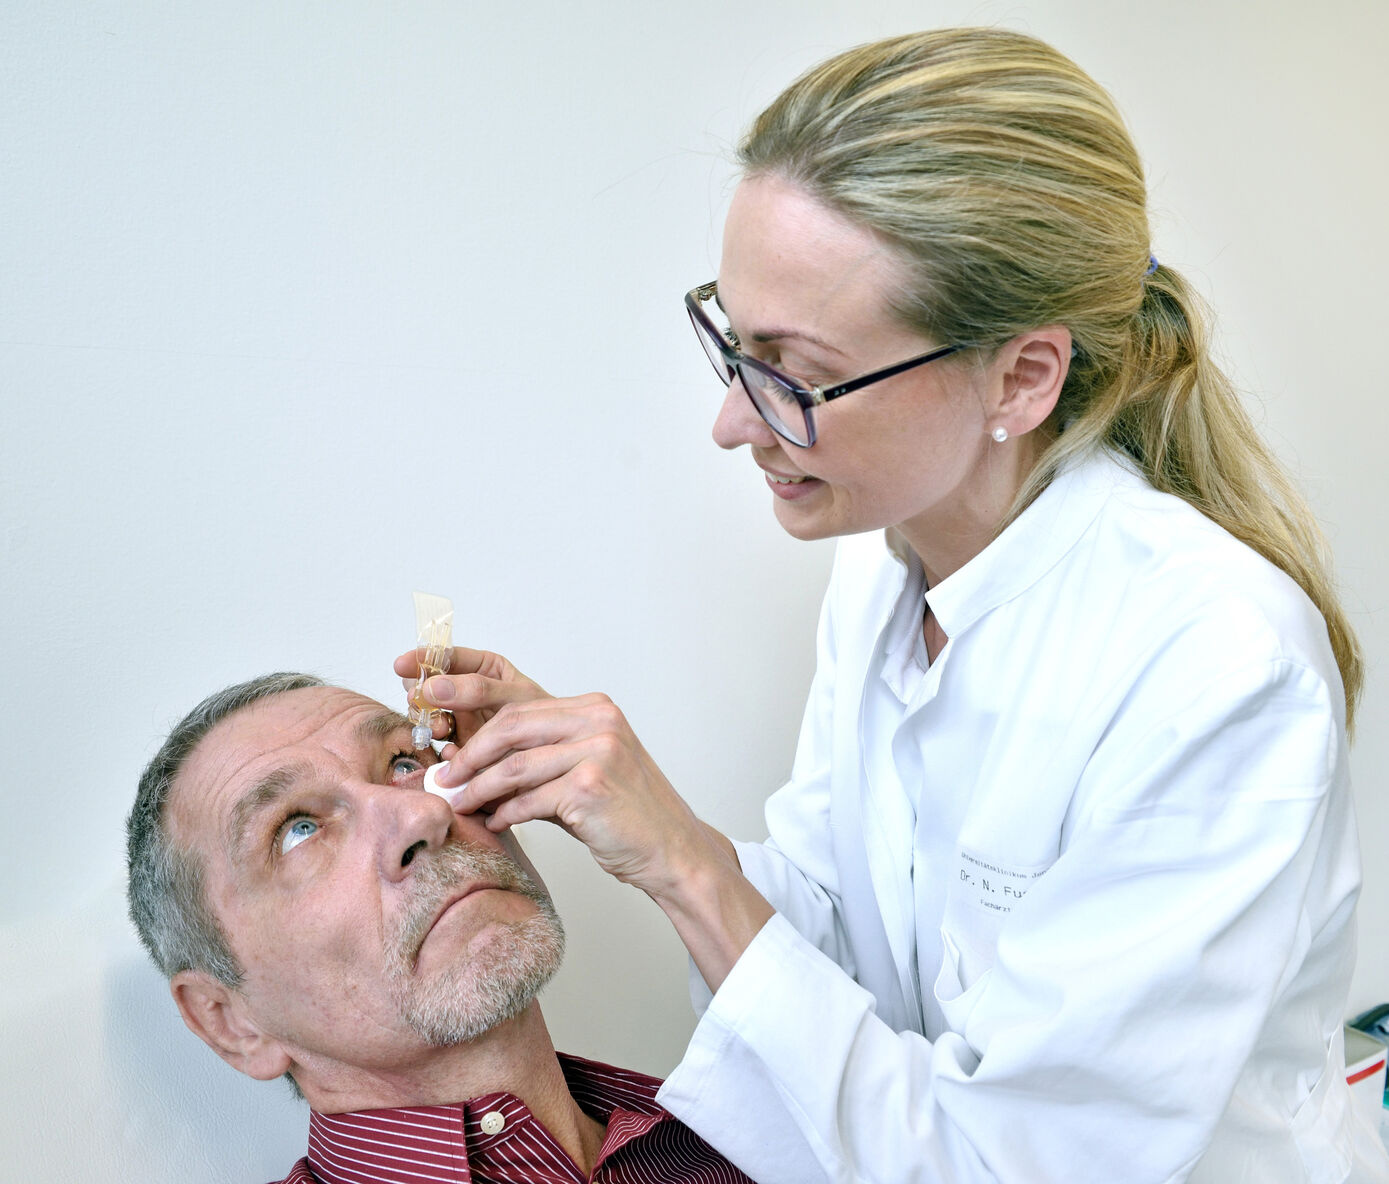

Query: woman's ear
[
  {"left": 990, "top": 325, "right": 1072, "bottom": 437},
  {"left": 171, "top": 970, "right": 292, "bottom": 1082}
]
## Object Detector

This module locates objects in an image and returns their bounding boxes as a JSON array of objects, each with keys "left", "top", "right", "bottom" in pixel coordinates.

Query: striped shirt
[{"left": 272, "top": 1053, "right": 753, "bottom": 1184}]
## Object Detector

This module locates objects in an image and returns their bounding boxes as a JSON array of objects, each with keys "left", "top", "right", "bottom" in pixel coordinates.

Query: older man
[{"left": 127, "top": 672, "right": 754, "bottom": 1184}]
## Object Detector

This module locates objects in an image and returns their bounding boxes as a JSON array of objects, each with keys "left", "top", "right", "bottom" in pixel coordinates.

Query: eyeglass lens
[{"left": 691, "top": 303, "right": 811, "bottom": 446}]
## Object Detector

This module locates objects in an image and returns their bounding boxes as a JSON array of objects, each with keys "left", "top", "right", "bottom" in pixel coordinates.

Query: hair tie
[{"left": 1145, "top": 254, "right": 1159, "bottom": 276}]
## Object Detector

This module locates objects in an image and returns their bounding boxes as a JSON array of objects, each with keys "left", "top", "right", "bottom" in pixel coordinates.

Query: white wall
[{"left": 2, "top": 2, "right": 1384, "bottom": 1180}]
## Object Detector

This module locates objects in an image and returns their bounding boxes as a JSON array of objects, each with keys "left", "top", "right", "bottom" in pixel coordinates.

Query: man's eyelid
[
  {"left": 387, "top": 749, "right": 435, "bottom": 785},
  {"left": 276, "top": 812, "right": 318, "bottom": 853},
  {"left": 265, "top": 803, "right": 326, "bottom": 864}
]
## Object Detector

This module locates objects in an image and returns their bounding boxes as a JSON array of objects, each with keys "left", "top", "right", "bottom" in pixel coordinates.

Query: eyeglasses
[{"left": 685, "top": 280, "right": 965, "bottom": 447}]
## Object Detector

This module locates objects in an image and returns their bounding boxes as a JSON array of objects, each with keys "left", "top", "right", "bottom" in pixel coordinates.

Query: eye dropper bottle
[{"left": 409, "top": 591, "right": 454, "bottom": 749}]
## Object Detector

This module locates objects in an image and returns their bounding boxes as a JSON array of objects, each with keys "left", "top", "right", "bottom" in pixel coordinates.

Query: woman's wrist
[{"left": 647, "top": 836, "right": 774, "bottom": 994}]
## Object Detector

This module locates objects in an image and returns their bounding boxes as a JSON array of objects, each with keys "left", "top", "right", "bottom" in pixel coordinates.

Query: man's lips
[{"left": 412, "top": 883, "right": 502, "bottom": 963}]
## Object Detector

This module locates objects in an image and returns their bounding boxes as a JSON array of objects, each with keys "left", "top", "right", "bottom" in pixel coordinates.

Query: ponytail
[{"left": 1019, "top": 266, "right": 1363, "bottom": 731}]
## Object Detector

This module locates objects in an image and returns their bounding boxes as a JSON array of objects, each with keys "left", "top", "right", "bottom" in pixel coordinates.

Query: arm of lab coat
[{"left": 661, "top": 656, "right": 1357, "bottom": 1184}]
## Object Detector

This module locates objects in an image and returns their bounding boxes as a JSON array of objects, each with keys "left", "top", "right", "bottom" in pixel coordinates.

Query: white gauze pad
[{"left": 423, "top": 763, "right": 452, "bottom": 799}]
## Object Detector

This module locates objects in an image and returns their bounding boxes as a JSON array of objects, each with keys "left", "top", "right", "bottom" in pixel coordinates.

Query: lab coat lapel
[{"left": 828, "top": 532, "right": 920, "bottom": 1032}]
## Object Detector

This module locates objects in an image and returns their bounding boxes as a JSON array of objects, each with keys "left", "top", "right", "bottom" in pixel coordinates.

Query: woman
[{"left": 404, "top": 29, "right": 1387, "bottom": 1183}]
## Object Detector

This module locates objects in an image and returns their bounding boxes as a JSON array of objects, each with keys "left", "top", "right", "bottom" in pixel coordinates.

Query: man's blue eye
[
  {"left": 280, "top": 818, "right": 317, "bottom": 854},
  {"left": 390, "top": 754, "right": 426, "bottom": 782}
]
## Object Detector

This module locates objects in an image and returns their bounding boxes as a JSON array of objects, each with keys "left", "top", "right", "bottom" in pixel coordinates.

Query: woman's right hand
[{"left": 393, "top": 645, "right": 551, "bottom": 745}]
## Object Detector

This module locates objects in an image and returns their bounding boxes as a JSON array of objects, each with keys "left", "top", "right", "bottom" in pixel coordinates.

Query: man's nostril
[{"left": 401, "top": 840, "right": 427, "bottom": 869}]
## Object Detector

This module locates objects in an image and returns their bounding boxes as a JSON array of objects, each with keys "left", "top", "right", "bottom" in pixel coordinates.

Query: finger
[
  {"left": 421, "top": 672, "right": 552, "bottom": 715},
  {"left": 396, "top": 645, "right": 497, "bottom": 679},
  {"left": 397, "top": 645, "right": 540, "bottom": 687},
  {"left": 439, "top": 695, "right": 618, "bottom": 785},
  {"left": 450, "top": 648, "right": 552, "bottom": 697},
  {"left": 481, "top": 764, "right": 614, "bottom": 835},
  {"left": 443, "top": 646, "right": 509, "bottom": 677},
  {"left": 449, "top": 745, "right": 568, "bottom": 813},
  {"left": 431, "top": 694, "right": 622, "bottom": 790},
  {"left": 398, "top": 675, "right": 456, "bottom": 741},
  {"left": 452, "top": 733, "right": 623, "bottom": 815},
  {"left": 481, "top": 780, "right": 573, "bottom": 833}
]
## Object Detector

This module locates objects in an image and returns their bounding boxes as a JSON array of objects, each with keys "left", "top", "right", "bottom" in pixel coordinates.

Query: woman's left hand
[{"left": 427, "top": 691, "right": 722, "bottom": 899}]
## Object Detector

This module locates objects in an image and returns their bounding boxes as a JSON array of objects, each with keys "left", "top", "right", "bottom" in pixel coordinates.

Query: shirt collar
[
  {"left": 303, "top": 1053, "right": 670, "bottom": 1184},
  {"left": 920, "top": 447, "right": 1135, "bottom": 640}
]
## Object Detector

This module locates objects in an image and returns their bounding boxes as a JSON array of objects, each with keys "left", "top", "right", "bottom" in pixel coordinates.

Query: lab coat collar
[{"left": 917, "top": 447, "right": 1135, "bottom": 641}]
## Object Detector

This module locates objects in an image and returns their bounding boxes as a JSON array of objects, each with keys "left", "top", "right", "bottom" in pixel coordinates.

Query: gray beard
[{"left": 384, "top": 839, "right": 565, "bottom": 1046}]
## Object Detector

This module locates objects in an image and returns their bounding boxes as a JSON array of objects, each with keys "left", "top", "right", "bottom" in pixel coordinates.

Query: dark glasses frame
[{"left": 685, "top": 280, "right": 965, "bottom": 447}]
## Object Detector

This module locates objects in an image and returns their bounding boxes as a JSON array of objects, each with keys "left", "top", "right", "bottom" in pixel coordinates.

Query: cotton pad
[{"left": 423, "top": 763, "right": 451, "bottom": 799}]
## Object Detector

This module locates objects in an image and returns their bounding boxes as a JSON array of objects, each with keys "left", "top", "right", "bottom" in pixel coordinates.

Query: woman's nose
[{"left": 712, "top": 377, "right": 777, "bottom": 451}]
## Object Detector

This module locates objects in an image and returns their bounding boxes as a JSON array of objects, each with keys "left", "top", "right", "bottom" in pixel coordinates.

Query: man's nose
[
  {"left": 711, "top": 377, "right": 776, "bottom": 451},
  {"left": 365, "top": 783, "right": 455, "bottom": 882}
]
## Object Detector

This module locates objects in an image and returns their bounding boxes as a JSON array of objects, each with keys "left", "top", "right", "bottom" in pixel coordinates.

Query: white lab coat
[{"left": 658, "top": 448, "right": 1389, "bottom": 1184}]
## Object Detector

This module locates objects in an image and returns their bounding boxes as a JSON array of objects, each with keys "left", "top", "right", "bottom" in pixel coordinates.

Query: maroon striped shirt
[{"left": 270, "top": 1053, "right": 752, "bottom": 1184}]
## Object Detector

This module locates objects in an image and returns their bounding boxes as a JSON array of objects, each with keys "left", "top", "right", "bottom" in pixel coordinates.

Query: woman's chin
[{"left": 772, "top": 498, "right": 840, "bottom": 542}]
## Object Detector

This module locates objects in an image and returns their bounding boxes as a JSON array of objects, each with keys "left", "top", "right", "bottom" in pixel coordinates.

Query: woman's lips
[{"left": 761, "top": 467, "right": 820, "bottom": 499}]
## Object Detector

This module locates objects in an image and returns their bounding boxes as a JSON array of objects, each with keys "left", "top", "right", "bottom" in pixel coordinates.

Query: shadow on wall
[{"left": 103, "top": 947, "right": 307, "bottom": 1180}]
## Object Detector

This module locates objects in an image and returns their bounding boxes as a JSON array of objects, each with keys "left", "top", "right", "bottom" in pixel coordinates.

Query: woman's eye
[
  {"left": 748, "top": 369, "right": 805, "bottom": 406},
  {"left": 280, "top": 817, "right": 318, "bottom": 855},
  {"left": 390, "top": 753, "right": 426, "bottom": 783}
]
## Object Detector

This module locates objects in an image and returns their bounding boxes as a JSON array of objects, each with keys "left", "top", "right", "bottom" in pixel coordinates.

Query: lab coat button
[{"left": 480, "top": 1110, "right": 506, "bottom": 1135}]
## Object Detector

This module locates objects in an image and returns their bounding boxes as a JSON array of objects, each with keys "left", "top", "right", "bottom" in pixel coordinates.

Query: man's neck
[{"left": 295, "top": 1005, "right": 608, "bottom": 1175}]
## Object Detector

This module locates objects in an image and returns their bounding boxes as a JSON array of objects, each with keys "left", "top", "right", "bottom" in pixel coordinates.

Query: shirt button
[{"left": 480, "top": 1110, "right": 506, "bottom": 1135}]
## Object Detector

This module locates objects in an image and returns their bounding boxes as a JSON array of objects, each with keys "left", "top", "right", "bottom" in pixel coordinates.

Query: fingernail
[{"left": 424, "top": 676, "right": 455, "bottom": 703}]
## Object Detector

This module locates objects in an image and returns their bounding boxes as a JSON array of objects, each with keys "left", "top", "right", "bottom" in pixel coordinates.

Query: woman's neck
[{"left": 898, "top": 433, "right": 1042, "bottom": 586}]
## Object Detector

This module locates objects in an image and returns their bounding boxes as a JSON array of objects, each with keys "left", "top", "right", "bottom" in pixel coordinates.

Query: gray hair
[{"left": 126, "top": 672, "right": 326, "bottom": 985}]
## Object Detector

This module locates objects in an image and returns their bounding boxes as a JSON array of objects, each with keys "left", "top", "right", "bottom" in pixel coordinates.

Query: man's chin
[{"left": 394, "top": 911, "right": 565, "bottom": 1046}]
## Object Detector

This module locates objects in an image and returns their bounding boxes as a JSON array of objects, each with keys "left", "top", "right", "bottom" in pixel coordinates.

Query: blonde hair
[{"left": 740, "top": 27, "right": 1363, "bottom": 732}]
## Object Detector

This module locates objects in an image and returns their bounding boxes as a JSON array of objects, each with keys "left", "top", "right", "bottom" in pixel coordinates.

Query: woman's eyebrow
[
  {"left": 714, "top": 284, "right": 850, "bottom": 357},
  {"left": 747, "top": 327, "right": 847, "bottom": 355},
  {"left": 715, "top": 297, "right": 847, "bottom": 356}
]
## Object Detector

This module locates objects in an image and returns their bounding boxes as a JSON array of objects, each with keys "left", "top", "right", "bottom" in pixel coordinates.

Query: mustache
[{"left": 392, "top": 839, "right": 551, "bottom": 968}]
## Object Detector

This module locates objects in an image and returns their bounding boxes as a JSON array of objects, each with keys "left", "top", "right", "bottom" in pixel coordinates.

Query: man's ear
[
  {"left": 171, "top": 970, "right": 291, "bottom": 1082},
  {"left": 989, "top": 325, "right": 1072, "bottom": 438}
]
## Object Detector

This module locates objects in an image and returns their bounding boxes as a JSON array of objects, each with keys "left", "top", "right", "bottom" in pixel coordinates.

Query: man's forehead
[{"left": 170, "top": 686, "right": 410, "bottom": 842}]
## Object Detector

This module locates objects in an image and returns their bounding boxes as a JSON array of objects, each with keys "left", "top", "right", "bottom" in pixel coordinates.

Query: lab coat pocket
[
  {"left": 933, "top": 928, "right": 993, "bottom": 1037},
  {"left": 1290, "top": 1031, "right": 1353, "bottom": 1184}
]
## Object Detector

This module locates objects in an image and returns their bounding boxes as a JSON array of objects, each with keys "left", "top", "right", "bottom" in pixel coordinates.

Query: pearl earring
[{"left": 991, "top": 426, "right": 1009, "bottom": 443}]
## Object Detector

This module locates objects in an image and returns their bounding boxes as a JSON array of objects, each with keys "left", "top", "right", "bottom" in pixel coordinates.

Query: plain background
[{"left": 2, "top": 1, "right": 1385, "bottom": 1179}]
